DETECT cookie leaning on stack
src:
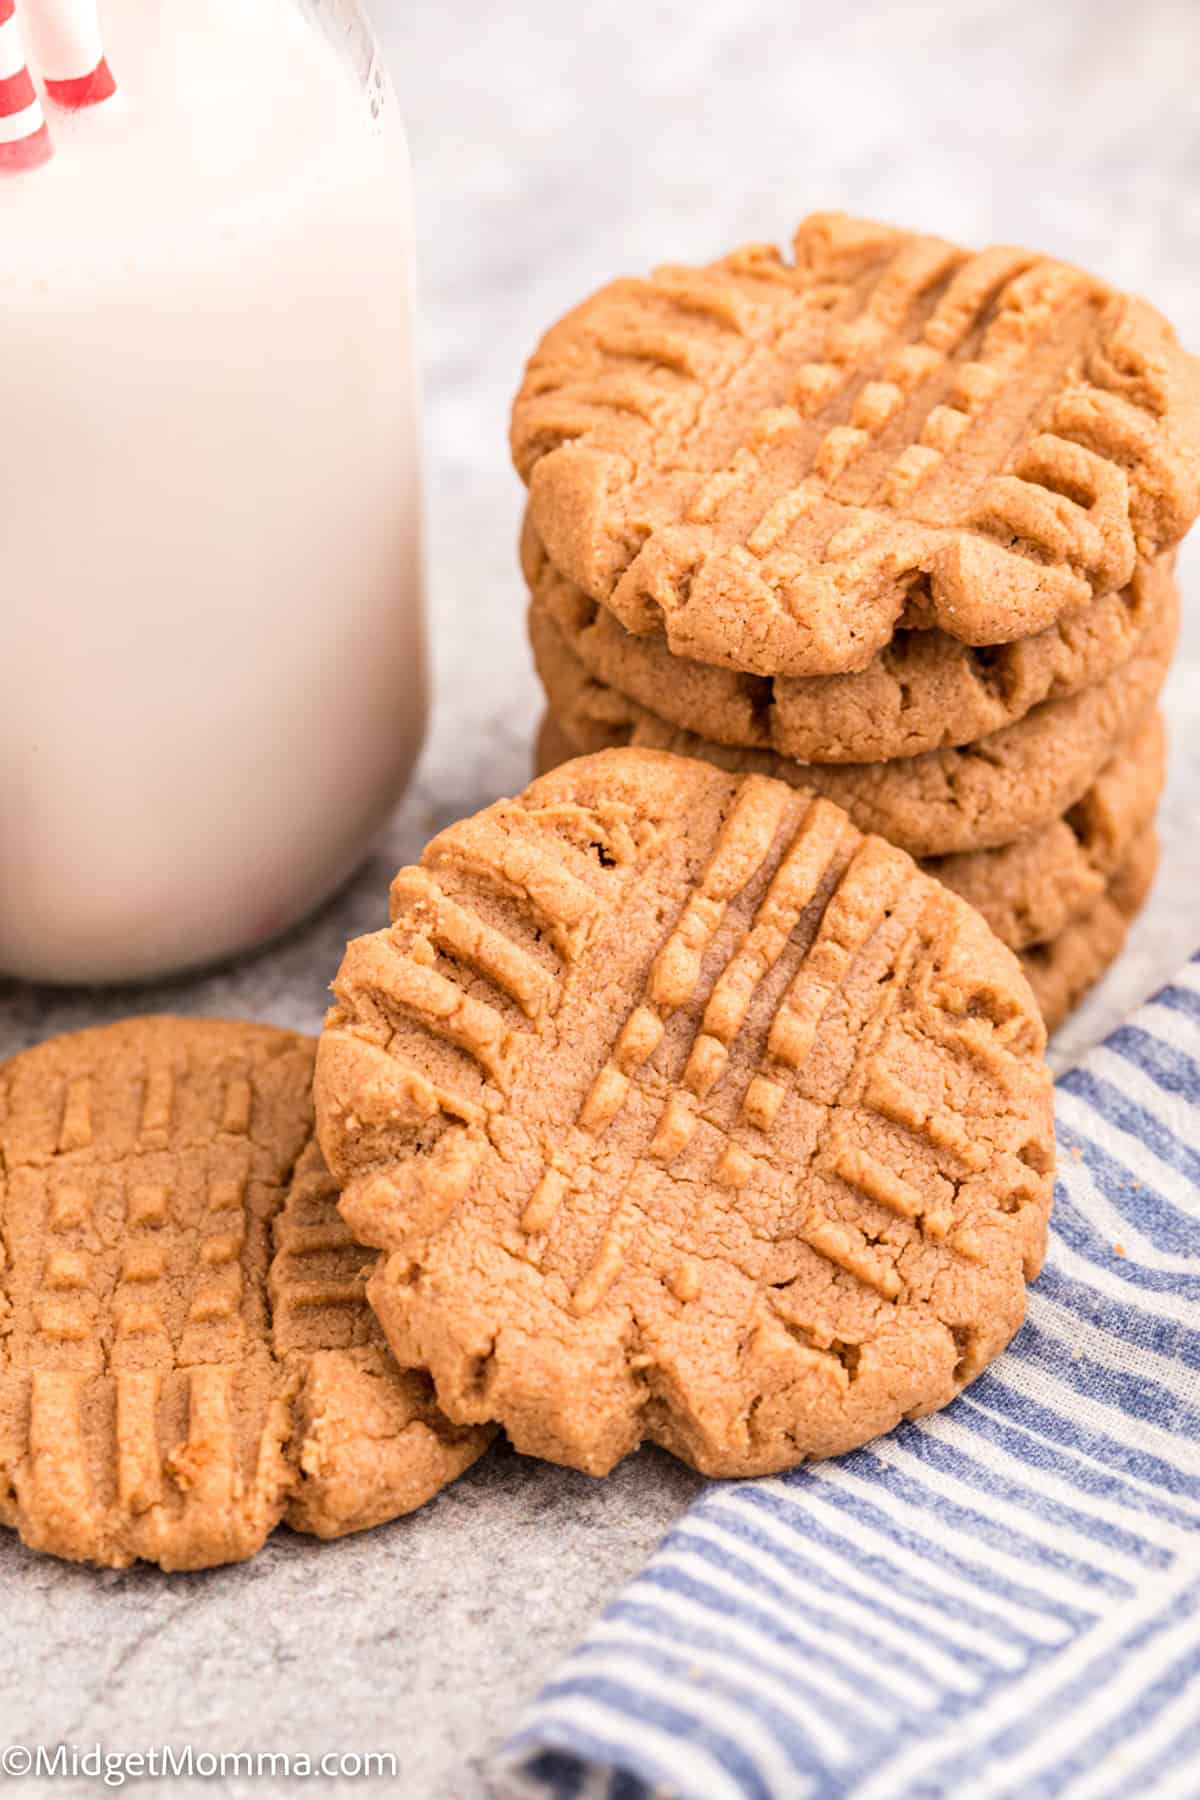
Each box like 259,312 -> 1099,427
315,748 -> 1056,1477
511,212 -> 1200,1024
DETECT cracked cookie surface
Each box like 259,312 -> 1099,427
925,710 -> 1164,953
1021,826 -> 1159,1032
0,1018 -> 491,1570
512,212 -> 1200,677
526,516 -> 1175,764
316,750 -> 1055,1478
531,580 -> 1175,857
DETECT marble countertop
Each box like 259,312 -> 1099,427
3,2 -> 1199,1793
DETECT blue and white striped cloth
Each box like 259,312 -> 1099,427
505,954 -> 1200,1800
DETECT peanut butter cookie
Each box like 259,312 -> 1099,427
0,1019 -> 491,1570
525,516 -> 1174,764
512,213 -> 1200,676
317,750 -> 1055,1479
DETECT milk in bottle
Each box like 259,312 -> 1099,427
0,0 -> 426,982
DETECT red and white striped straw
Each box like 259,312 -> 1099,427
23,0 -> 114,109
0,0 -> 52,172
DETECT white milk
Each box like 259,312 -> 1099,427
0,0 -> 426,983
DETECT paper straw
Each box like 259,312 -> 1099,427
23,0 -> 114,108
0,0 -> 52,172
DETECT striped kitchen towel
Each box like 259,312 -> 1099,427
503,954 -> 1200,1800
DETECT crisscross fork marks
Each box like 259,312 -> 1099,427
514,212 -> 1200,678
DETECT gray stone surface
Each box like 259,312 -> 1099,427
2,1 -> 1198,1793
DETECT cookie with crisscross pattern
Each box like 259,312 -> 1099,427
0,1018 -> 491,1569
317,750 -> 1054,1478
512,213 -> 1200,677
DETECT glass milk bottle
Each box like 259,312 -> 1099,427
0,0 -> 427,983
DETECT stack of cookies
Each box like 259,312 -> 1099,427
4,215 -> 1198,1577
511,212 -> 1200,1028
